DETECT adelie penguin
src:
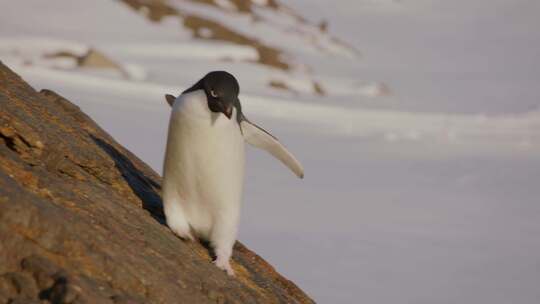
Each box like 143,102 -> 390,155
162,71 -> 304,276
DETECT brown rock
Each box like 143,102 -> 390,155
0,61 -> 314,304
120,0 -> 291,71
313,81 -> 325,96
269,80 -> 294,93
77,49 -> 122,70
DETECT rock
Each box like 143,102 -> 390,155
0,61 -> 314,304
120,0 -> 292,70
77,49 -> 121,70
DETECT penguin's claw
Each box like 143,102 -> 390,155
171,228 -> 195,241
183,233 -> 195,241
214,258 -> 235,276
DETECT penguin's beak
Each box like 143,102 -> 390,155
223,103 -> 233,119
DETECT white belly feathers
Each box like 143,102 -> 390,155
162,90 -> 245,239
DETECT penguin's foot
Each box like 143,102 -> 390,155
179,231 -> 195,241
214,257 -> 235,276
166,215 -> 195,241
170,226 -> 195,241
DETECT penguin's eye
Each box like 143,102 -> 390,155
210,90 -> 218,98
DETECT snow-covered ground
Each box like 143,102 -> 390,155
2,0 -> 540,303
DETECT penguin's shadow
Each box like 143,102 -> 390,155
91,135 -> 166,225
92,136 -> 217,259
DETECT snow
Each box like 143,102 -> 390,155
214,0 -> 236,11
2,0 -> 540,303
0,37 -> 86,69
103,41 -> 258,61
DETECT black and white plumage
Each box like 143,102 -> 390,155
162,71 -> 303,276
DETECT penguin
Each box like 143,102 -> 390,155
162,71 -> 303,276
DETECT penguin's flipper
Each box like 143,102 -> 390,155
165,94 -> 176,107
240,120 -> 304,179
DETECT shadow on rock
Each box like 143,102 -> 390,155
91,135 -> 166,225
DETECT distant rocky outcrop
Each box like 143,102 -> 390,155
121,0 -> 293,70
0,61 -> 314,304
119,0 -> 360,96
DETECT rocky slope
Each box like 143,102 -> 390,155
0,61 -> 314,304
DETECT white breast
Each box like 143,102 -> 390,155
162,90 -> 245,239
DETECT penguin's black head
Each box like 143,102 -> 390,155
183,71 -> 240,120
